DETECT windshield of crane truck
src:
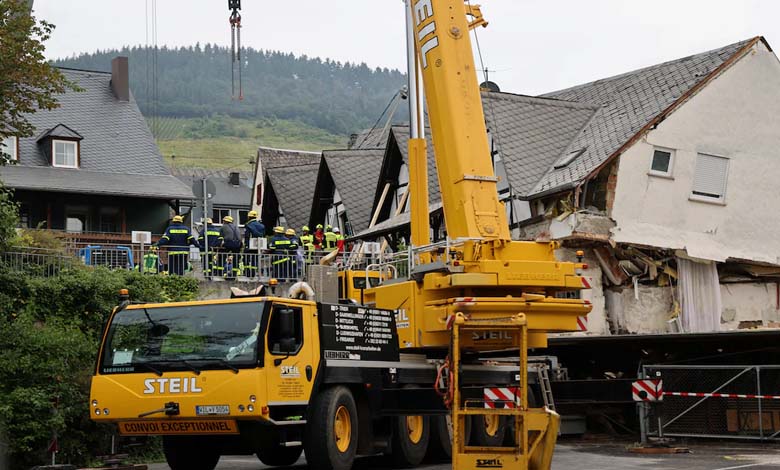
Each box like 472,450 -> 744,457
100,301 -> 265,374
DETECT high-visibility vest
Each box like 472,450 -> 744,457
300,234 -> 315,261
324,231 -> 338,250
143,254 -> 159,273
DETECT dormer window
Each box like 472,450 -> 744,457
36,124 -> 83,169
53,140 -> 79,168
1,136 -> 17,162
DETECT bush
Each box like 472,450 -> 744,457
0,266 -> 199,469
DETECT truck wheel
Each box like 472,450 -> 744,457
304,386 -> 358,470
162,436 -> 220,470
390,415 -> 430,467
471,414 -> 507,447
257,445 -> 303,466
426,414 -> 471,461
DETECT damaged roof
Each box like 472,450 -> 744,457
266,163 -> 320,231
530,37 -> 762,197
321,149 -> 385,233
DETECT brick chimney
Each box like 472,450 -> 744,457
111,56 -> 130,102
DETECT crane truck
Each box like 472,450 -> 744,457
89,1 -> 592,470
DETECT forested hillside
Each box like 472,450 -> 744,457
53,45 -> 406,135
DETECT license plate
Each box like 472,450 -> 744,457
118,419 -> 238,435
196,405 -> 230,416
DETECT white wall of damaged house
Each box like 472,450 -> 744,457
610,41 -> 780,266
555,248 -> 609,334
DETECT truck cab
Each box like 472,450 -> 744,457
337,270 -> 381,303
91,297 -> 320,468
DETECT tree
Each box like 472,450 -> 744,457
0,0 -> 77,163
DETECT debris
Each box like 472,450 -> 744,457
594,246 -> 629,285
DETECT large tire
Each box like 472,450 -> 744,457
426,414 -> 471,461
257,445 -> 303,467
389,415 -> 430,468
471,414 -> 507,447
162,436 -> 220,470
304,386 -> 358,470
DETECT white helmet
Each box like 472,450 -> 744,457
333,227 -> 340,233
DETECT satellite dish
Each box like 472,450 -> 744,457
480,81 -> 501,92
192,180 -> 217,199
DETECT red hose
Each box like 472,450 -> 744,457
434,357 -> 454,409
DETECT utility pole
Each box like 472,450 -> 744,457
202,177 -> 209,274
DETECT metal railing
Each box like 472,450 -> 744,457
641,365 -> 780,441
1,241 -> 415,284
0,248 -> 74,277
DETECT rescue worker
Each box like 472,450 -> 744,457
219,215 -> 242,279
313,224 -> 325,250
137,245 -> 160,274
156,215 -> 196,276
300,226 -> 315,264
285,228 -> 301,278
324,224 -> 338,252
243,210 -> 265,278
198,218 -> 222,278
269,226 -> 291,279
334,227 -> 345,254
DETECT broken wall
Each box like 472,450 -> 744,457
605,285 -> 676,334
721,282 -> 780,329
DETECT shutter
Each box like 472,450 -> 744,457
692,154 -> 729,199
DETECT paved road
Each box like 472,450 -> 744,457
146,440 -> 780,470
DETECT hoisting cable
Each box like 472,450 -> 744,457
228,0 -> 243,100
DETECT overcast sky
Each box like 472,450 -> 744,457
35,0 -> 779,95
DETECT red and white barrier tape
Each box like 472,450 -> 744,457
663,391 -> 780,400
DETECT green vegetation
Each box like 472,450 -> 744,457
0,199 -> 199,469
152,115 -> 346,170
53,45 -> 405,136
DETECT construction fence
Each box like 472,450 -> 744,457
641,365 -> 780,441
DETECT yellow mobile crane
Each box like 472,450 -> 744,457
89,2 -> 591,470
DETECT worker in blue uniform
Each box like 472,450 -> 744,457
243,210 -> 265,278
157,215 -> 196,275
269,226 -> 291,280
198,218 -> 222,278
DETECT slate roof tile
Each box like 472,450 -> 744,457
322,149 -> 385,233
267,163 -> 320,231
530,38 -> 758,196
5,67 -> 192,199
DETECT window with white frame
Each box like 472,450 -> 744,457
1,136 -> 17,161
649,148 -> 674,177
212,208 -> 231,223
691,153 -> 729,202
53,140 -> 78,168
